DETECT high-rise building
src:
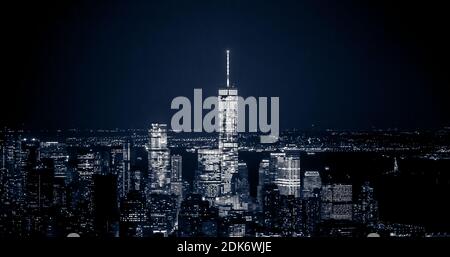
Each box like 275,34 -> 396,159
262,184 -> 281,235
303,195 -> 321,236
274,151 -> 301,198
39,141 -> 69,180
26,158 -> 54,210
218,50 -> 238,195
120,190 -> 147,237
171,154 -> 182,182
232,162 -> 249,202
278,195 -> 303,236
112,141 -> 131,200
269,153 -> 284,183
122,141 -> 131,196
302,171 -> 322,198
321,184 -> 353,221
24,157 -> 55,236
147,124 -> 171,195
195,149 -> 221,202
178,194 -> 219,237
76,152 -> 98,213
170,154 -> 183,199
147,193 -> 178,236
354,182 -> 378,226
257,159 -> 270,210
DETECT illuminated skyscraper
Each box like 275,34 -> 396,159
257,159 -> 270,210
120,190 -> 147,237
147,126 -> 177,237
269,153 -> 284,183
321,184 -> 352,221
302,171 -> 322,198
195,149 -> 221,202
170,154 -> 183,199
274,151 -> 301,198
354,182 -> 378,226
218,50 -> 238,195
147,124 -> 171,195
76,152 -> 98,213
113,141 -> 131,200
39,141 -> 69,180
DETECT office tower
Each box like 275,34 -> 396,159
24,158 -> 55,236
302,171 -> 322,198
178,194 -> 219,237
77,153 -> 95,179
53,176 -> 67,207
20,138 -> 41,203
147,193 -> 178,236
1,135 -> 26,205
96,150 -> 111,176
274,151 -> 301,198
111,147 -> 125,197
303,195 -> 321,236
113,141 -> 131,200
257,159 -> 270,210
122,141 -> 131,195
147,124 -> 171,194
26,158 -> 54,210
20,138 -> 40,169
171,154 -> 182,181
214,162 -> 251,214
262,184 -> 281,234
39,141 -> 69,180
354,182 -> 378,226
321,184 -> 353,221
278,195 -> 303,236
268,153 -> 283,183
232,162 -> 249,202
120,190 -> 147,237
218,50 -> 238,195
170,155 -> 183,199
76,152 -> 98,213
77,153 -> 95,180
0,133 -> 27,237
195,149 -> 221,202
20,138 -> 41,208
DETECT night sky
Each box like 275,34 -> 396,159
3,0 -> 450,130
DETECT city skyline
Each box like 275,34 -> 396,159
1,0 -> 450,242
1,55 -> 450,236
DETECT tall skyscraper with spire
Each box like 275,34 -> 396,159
218,50 -> 239,195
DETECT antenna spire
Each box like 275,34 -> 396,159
226,50 -> 230,88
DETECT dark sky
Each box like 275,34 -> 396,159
3,0 -> 450,130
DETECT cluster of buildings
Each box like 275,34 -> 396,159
0,51 -> 432,238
